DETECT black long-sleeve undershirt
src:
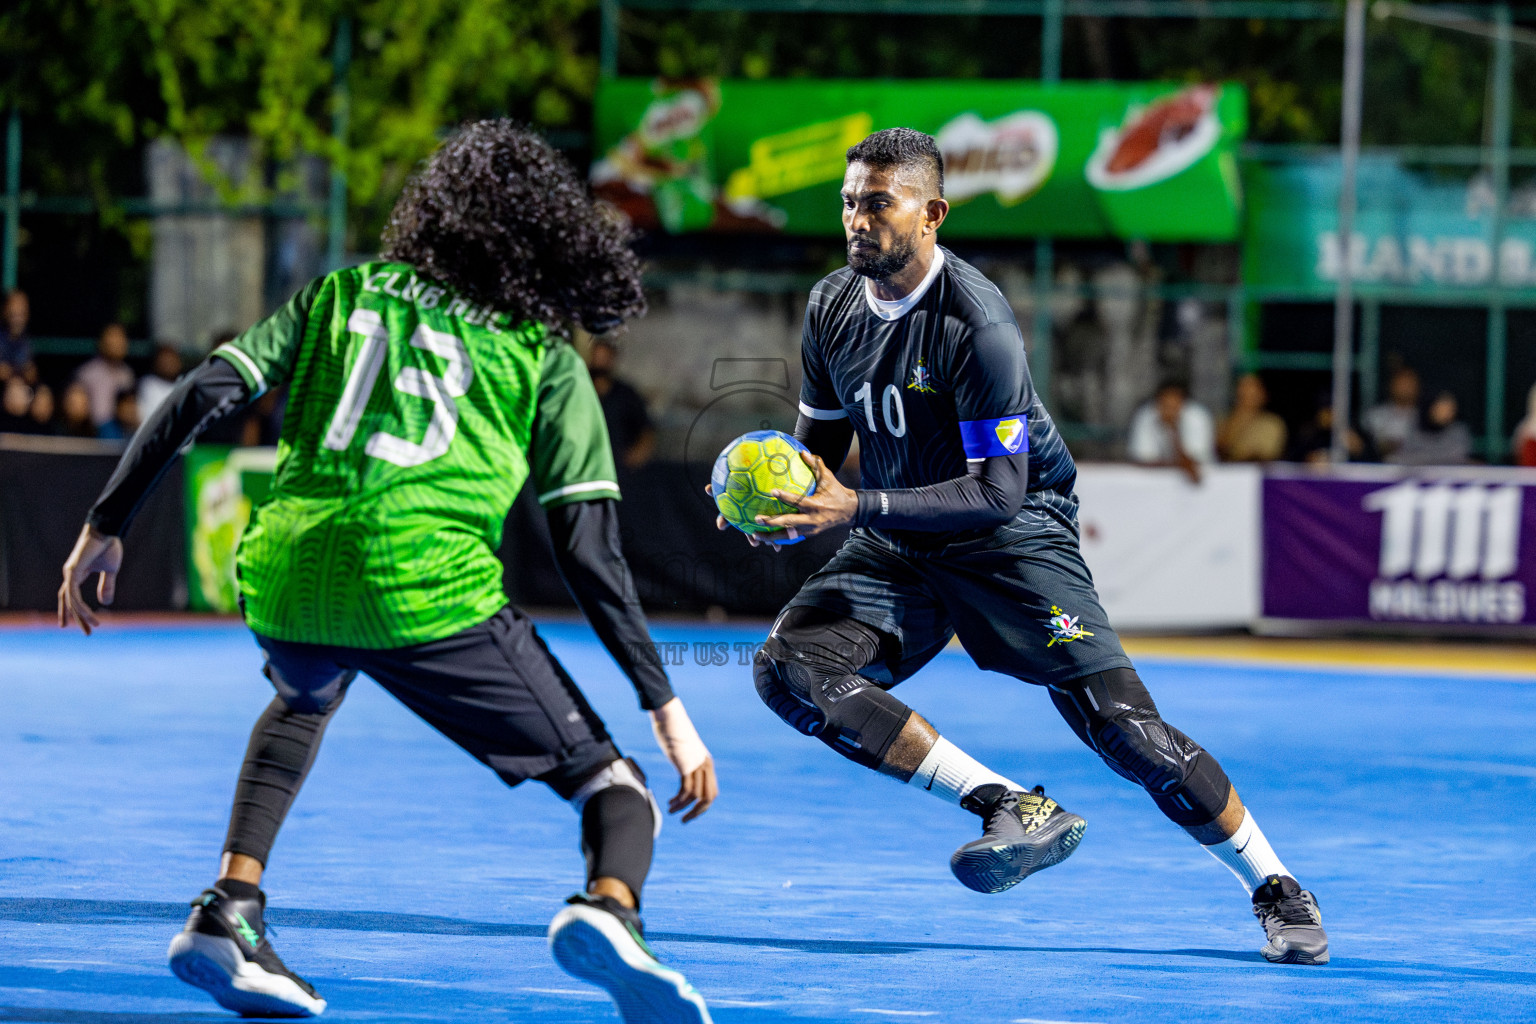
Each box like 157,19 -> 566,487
546,499 -> 675,711
84,355 -> 674,711
791,411 -> 1030,533
87,357 -> 252,537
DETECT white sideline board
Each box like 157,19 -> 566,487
1073,463 -> 1261,630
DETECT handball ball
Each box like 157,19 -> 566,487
711,430 -> 817,543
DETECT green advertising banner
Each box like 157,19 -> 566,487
593,78 -> 1247,241
183,445 -> 276,613
1244,156 -> 1536,297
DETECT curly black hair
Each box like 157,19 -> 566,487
846,127 -> 945,199
382,120 -> 646,334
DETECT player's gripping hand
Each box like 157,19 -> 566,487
703,483 -> 797,551
648,697 -> 718,823
757,451 -> 857,539
58,523 -> 123,636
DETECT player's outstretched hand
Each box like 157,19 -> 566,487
58,523 -> 123,636
757,451 -> 857,539
648,697 -> 718,822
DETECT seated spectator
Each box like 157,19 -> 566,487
75,323 -> 136,427
1512,384 -> 1536,467
98,390 -> 142,441
1127,378 -> 1215,483
1287,393 -> 1366,464
1363,366 -> 1420,459
1392,391 -> 1472,466
0,289 -> 36,384
1217,373 -> 1287,462
58,382 -> 97,438
586,337 -> 655,470
138,344 -> 184,419
26,384 -> 56,434
0,376 -> 32,432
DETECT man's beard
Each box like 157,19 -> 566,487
847,230 -> 919,280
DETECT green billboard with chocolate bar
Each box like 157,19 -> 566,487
592,78 -> 1246,241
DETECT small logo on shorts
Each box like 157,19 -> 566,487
1044,605 -> 1094,647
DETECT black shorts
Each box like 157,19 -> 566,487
253,604 -> 620,799
785,527 -> 1133,689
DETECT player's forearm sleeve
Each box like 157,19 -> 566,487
793,413 -> 855,474
851,452 -> 1029,532
86,357 -> 252,537
547,498 -> 676,711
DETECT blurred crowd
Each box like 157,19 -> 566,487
1125,365 -> 1529,484
4,281 -> 1534,482
0,289 -> 282,444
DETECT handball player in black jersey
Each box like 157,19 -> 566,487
715,128 -> 1328,965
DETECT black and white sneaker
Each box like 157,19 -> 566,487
167,885 -> 327,1017
950,784 -> 1087,894
1252,874 -> 1330,965
549,893 -> 712,1024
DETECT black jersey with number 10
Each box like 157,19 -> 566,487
799,247 -> 1080,554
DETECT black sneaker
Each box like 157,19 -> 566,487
549,892 -> 712,1023
949,784 -> 1087,894
167,885 -> 327,1017
1251,874 -> 1330,965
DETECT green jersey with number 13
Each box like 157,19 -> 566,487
211,261 -> 621,648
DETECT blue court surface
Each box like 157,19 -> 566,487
3,620 -> 1534,1023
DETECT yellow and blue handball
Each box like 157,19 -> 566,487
711,430 -> 817,544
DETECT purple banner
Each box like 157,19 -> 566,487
1263,469 -> 1536,627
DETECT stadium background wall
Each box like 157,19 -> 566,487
0,439 -> 185,612
0,442 -> 845,618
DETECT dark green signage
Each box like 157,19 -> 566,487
1243,157 -> 1536,295
592,78 -> 1247,241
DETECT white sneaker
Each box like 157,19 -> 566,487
548,893 -> 712,1024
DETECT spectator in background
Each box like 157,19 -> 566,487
0,289 -> 36,384
1363,366 -> 1420,460
97,390 -> 142,441
1217,373 -> 1287,462
1392,391 -> 1473,466
59,382 -> 97,438
138,344 -> 183,419
1127,378 -> 1214,483
26,384 -> 56,434
1287,392 -> 1366,464
586,337 -> 655,469
1511,383 -> 1536,467
0,376 -> 32,432
74,323 -> 136,427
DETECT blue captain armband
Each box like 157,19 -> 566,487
958,413 -> 1030,459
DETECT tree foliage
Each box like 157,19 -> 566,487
1,0 -> 598,240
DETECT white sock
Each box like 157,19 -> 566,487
1204,809 -> 1291,894
908,736 -> 1024,806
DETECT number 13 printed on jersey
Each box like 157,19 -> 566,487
323,308 -> 476,467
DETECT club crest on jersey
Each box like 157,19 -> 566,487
906,359 -> 938,394
1045,605 -> 1094,647
994,418 -> 1025,454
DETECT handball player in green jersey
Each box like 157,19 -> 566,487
59,121 -> 718,1022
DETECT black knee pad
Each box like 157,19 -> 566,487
260,648 -> 357,716
1052,668 -> 1231,828
754,649 -> 826,736
757,631 -> 911,770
